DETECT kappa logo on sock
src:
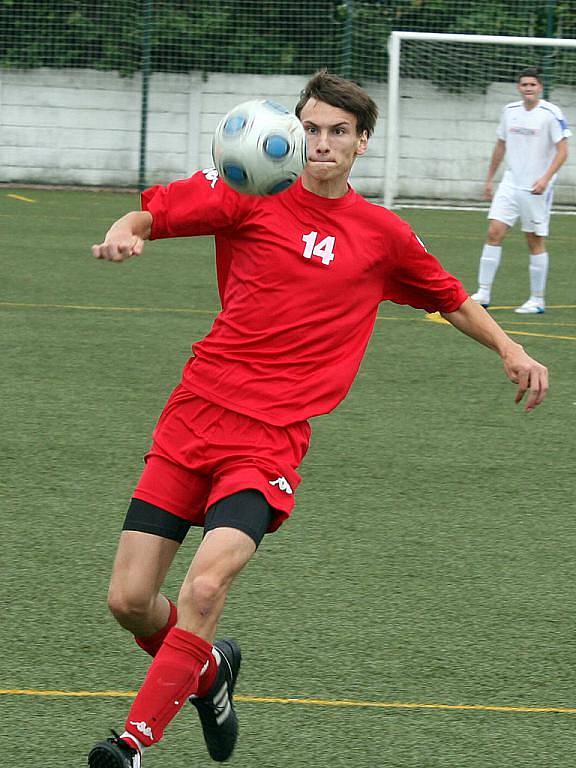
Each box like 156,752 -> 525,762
269,476 -> 293,494
129,720 -> 154,740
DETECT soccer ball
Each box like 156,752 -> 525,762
212,99 -> 307,196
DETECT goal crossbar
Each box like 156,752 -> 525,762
390,31 -> 576,49
384,31 -> 576,208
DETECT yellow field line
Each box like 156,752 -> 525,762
6,193 -> 36,203
0,301 -> 456,326
427,316 -> 576,328
503,321 -> 576,328
0,301 -> 213,316
0,300 -> 409,319
2,301 -> 575,341
1,688 -> 575,715
0,688 -> 134,699
239,695 -> 576,715
423,310 -> 576,340
3,300 -> 575,317
503,329 -> 576,342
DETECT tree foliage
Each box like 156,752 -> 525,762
0,0 -> 574,86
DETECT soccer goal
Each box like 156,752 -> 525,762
384,31 -> 576,209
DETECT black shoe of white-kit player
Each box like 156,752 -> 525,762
189,638 -> 242,762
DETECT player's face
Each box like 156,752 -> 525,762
517,77 -> 542,107
299,98 -> 368,195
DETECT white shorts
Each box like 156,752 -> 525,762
488,180 -> 554,237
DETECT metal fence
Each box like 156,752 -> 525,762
2,1 -> 571,81
1,0 -> 574,191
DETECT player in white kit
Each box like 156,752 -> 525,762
471,67 -> 571,314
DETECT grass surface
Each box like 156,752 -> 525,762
1,188 -> 575,767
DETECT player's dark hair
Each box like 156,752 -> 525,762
517,67 -> 542,84
295,69 -> 378,137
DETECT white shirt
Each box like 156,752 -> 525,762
497,99 -> 571,190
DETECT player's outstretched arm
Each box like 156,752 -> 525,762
92,211 -> 153,262
442,297 -> 548,412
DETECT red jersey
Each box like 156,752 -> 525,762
142,170 -> 468,426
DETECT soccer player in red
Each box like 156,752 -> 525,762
88,71 -> 548,768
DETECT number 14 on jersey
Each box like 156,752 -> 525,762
301,231 -> 336,266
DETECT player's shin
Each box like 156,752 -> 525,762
529,251 -> 548,300
478,244 -> 502,296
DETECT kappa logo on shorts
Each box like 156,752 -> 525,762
269,476 -> 293,494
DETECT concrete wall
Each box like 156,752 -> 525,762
0,68 -> 385,195
0,68 -> 574,204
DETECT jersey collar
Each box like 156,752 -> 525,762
285,177 -> 358,210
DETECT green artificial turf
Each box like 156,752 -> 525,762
1,188 -> 575,767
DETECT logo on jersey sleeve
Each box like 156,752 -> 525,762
202,167 -> 220,189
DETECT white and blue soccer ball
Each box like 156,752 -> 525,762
212,99 -> 307,196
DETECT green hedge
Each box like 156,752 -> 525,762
0,0 -> 574,84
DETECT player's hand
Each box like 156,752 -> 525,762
91,212 -> 152,262
531,177 -> 548,195
483,181 -> 494,200
502,345 -> 549,412
92,234 -> 145,262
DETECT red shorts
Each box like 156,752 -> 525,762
133,385 -> 311,532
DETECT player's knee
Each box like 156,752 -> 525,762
525,233 -> 545,252
107,585 -> 156,627
486,219 -> 508,245
486,229 -> 504,246
178,572 -> 229,618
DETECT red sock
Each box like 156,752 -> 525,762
125,627 -> 213,747
196,645 -> 219,698
134,599 -> 177,657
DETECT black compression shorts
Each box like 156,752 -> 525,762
123,489 -> 273,547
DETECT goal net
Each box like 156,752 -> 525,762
385,31 -> 576,209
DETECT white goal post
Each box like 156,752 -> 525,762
384,31 -> 576,209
